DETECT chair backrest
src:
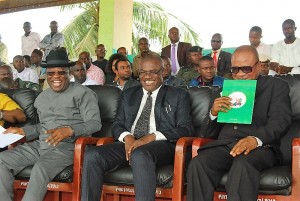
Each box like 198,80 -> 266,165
276,75 -> 300,164
1,88 -> 39,127
188,86 -> 221,137
87,85 -> 122,137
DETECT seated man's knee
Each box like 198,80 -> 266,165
232,155 -> 252,169
130,147 -> 153,165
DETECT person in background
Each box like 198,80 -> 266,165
79,51 -> 105,85
0,65 -> 42,92
108,57 -> 140,90
21,22 -> 41,56
105,53 -> 128,84
39,21 -> 64,61
70,61 -> 98,85
30,49 -> 46,79
117,47 -> 128,57
258,54 -> 277,76
189,56 -> 225,88
206,33 -> 232,76
12,55 -> 39,84
177,46 -> 202,85
161,27 -> 192,75
0,34 -> 8,64
23,55 -> 31,68
132,37 -> 155,78
92,44 -> 108,72
270,19 -> 300,74
249,26 -> 271,58
161,55 -> 185,87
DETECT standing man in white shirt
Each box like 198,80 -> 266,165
12,55 -> 39,84
249,26 -> 272,58
161,27 -> 192,75
21,22 -> 41,56
270,19 -> 300,74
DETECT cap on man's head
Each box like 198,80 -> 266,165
32,49 -> 43,57
188,46 -> 203,53
259,54 -> 271,63
41,48 -> 75,68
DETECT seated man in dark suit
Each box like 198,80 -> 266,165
189,56 -> 225,88
81,53 -> 194,201
187,45 -> 292,201
206,33 -> 232,76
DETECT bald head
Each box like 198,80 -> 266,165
231,45 -> 260,80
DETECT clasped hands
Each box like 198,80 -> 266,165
4,126 -> 73,146
124,134 -> 156,162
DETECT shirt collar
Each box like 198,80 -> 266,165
142,85 -> 162,98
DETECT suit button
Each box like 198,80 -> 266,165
233,125 -> 238,130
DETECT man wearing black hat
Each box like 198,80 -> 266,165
177,46 -> 203,85
0,48 -> 102,201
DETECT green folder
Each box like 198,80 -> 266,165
217,80 -> 257,124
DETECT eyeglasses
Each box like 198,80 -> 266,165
46,71 -> 68,77
231,60 -> 259,74
211,40 -> 222,43
0,73 -> 12,76
139,68 -> 162,76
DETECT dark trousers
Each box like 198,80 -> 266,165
187,145 -> 278,201
81,141 -> 175,201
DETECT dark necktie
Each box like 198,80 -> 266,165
134,92 -> 152,139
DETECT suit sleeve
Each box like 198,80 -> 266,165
158,89 -> 194,142
248,80 -> 292,145
112,92 -> 128,140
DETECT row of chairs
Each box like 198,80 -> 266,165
4,75 -> 300,201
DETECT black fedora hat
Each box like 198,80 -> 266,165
41,48 -> 75,68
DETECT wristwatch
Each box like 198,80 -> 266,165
0,110 -> 3,120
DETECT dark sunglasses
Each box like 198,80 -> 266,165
211,40 -> 222,43
231,60 -> 259,74
46,71 -> 68,77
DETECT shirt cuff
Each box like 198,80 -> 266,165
251,136 -> 263,147
118,131 -> 132,143
153,131 -> 167,141
209,110 -> 217,120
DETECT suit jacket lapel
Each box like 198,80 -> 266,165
154,85 -> 167,129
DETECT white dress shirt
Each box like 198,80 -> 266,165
271,38 -> 300,68
16,67 -> 39,83
118,86 -> 167,142
21,32 -> 41,56
256,42 -> 272,58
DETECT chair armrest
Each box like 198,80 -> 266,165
192,138 -> 215,158
73,137 -> 100,200
172,137 -> 195,201
96,137 -> 115,146
292,138 -> 300,198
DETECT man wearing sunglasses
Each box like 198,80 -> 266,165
206,33 -> 232,77
187,45 -> 292,201
0,48 -> 101,201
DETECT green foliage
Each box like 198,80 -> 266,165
61,1 -> 200,58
